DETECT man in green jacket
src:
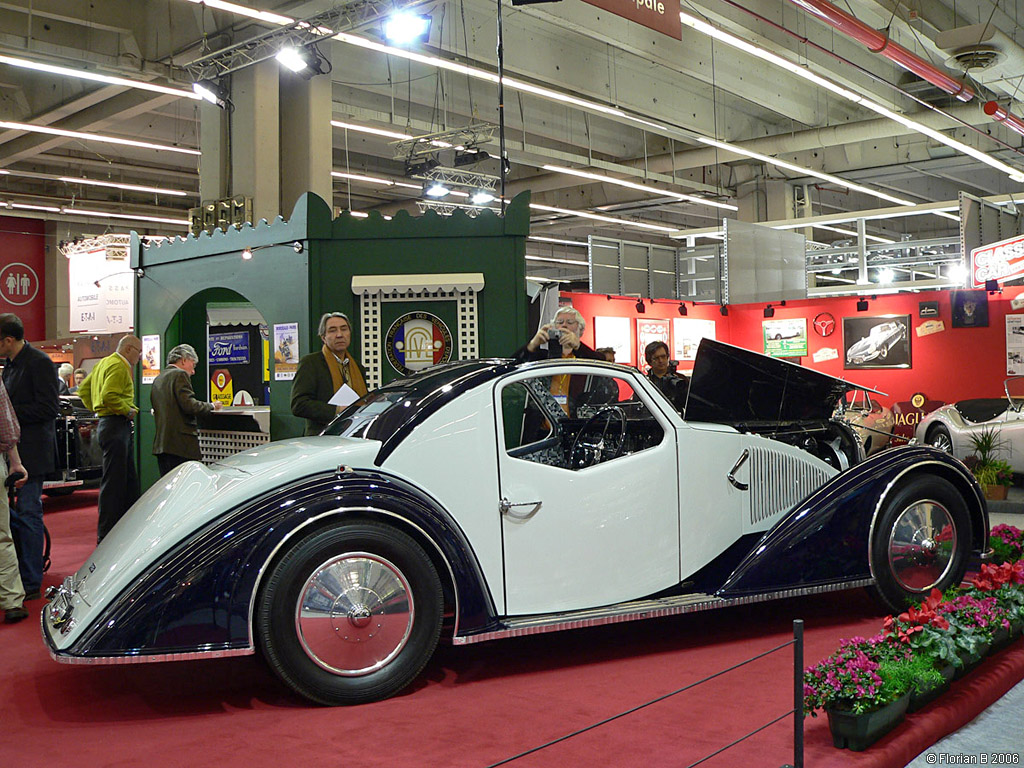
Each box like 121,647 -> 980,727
78,335 -> 142,542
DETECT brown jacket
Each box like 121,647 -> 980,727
151,366 -> 214,461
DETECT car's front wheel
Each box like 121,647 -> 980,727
927,424 -> 953,453
256,521 -> 443,705
868,475 -> 971,613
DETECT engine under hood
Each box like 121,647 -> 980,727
685,338 -> 881,429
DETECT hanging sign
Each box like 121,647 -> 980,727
209,331 -> 250,365
581,0 -> 681,39
971,233 -> 1024,288
210,368 -> 234,407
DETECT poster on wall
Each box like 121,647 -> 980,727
762,318 -> 807,358
273,322 -> 299,381
672,318 -> 715,363
593,316 -> 632,363
209,330 -> 251,365
1006,314 -> 1024,375
842,315 -> 911,370
636,318 -> 670,373
141,335 -> 160,384
951,290 -> 988,328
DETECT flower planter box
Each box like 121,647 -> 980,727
827,694 -> 910,751
954,641 -> 992,678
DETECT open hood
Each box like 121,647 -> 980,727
685,338 -> 882,427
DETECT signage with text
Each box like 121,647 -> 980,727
971,232 -> 1024,288
581,0 -> 681,39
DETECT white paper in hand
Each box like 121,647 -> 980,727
328,383 -> 361,408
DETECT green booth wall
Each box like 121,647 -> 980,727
132,191 -> 530,490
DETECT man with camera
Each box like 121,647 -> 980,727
644,341 -> 689,414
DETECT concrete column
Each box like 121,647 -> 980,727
231,61 -> 281,224
280,71 -> 332,217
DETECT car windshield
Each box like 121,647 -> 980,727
322,360 -> 504,443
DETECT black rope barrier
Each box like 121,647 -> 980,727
485,619 -> 806,768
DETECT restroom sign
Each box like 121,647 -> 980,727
0,262 -> 39,306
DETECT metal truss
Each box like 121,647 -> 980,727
394,123 -> 496,161
411,166 -> 499,190
416,200 -> 498,217
184,0 -> 430,81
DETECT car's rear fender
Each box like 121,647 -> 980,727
57,470 -> 496,660
715,447 -> 986,597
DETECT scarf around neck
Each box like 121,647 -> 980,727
322,344 -> 367,397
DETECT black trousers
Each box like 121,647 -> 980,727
156,453 -> 189,478
97,415 -> 139,543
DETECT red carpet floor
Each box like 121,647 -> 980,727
2,491 -> 1022,768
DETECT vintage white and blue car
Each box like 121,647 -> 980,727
44,340 -> 988,705
916,376 -> 1024,470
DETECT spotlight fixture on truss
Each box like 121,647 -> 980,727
394,123 -> 496,162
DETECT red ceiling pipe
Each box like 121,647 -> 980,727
787,0 -> 975,102
984,101 -> 1024,138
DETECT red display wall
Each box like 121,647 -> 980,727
0,215 -> 47,340
565,286 -> 1021,410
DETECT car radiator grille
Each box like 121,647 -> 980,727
747,445 -> 834,525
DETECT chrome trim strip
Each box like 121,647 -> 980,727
247,505 -> 463,649
452,579 -> 874,645
49,646 -> 253,666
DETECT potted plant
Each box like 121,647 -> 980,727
989,524 -> 1024,565
967,560 -> 1024,642
967,428 -> 1013,500
804,636 -> 915,750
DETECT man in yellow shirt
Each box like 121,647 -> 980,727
78,335 -> 142,542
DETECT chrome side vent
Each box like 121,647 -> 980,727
747,445 -> 835,525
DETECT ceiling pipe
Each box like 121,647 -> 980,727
786,0 -> 975,102
983,101 -> 1024,138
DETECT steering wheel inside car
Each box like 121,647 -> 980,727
569,407 -> 627,468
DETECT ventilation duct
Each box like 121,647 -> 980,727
936,23 -> 1024,92
787,0 -> 974,102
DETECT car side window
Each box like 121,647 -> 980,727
501,373 -> 664,470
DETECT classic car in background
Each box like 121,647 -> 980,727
846,321 -> 907,365
46,396 -> 102,496
44,341 -> 988,705
916,376 -> 1024,471
835,389 -> 894,457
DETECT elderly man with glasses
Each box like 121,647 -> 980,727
77,335 -> 142,542
151,344 -> 222,477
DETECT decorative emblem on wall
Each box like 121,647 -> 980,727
812,312 -> 836,337
385,311 -> 453,375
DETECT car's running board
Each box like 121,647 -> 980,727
452,578 -> 873,645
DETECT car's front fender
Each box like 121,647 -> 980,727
47,471 -> 496,661
716,447 -> 986,597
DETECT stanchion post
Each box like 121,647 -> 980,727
793,619 -> 804,768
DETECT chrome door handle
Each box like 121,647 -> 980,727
728,449 -> 749,491
500,497 -> 542,515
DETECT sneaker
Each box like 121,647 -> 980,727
4,606 -> 28,623
23,590 -> 41,601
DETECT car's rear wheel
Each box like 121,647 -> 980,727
868,475 -> 971,613
927,425 -> 953,453
256,521 -> 443,705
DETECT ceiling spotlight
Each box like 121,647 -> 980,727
192,79 -> 230,109
720,305 -> 729,316
678,303 -> 687,316
275,45 -> 325,78
425,182 -> 451,198
470,189 -> 495,205
384,12 -> 432,45
856,298 -> 869,312
763,305 -> 774,318
635,299 -> 646,313
241,248 -> 253,260
878,268 -> 895,285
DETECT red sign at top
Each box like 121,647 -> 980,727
971,233 -> 1024,288
581,0 -> 682,40
0,215 -> 46,339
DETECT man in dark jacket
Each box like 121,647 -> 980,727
151,344 -> 221,477
290,312 -> 367,435
0,313 -> 59,600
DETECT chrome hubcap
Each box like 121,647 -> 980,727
295,553 -> 414,676
931,432 -> 952,452
888,500 -> 956,592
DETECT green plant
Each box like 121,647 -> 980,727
968,427 -> 1008,466
879,654 -> 943,697
974,459 -> 1014,487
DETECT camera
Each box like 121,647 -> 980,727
668,360 -> 679,374
547,327 -> 562,342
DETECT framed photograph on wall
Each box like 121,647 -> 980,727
636,318 -> 670,374
594,316 -> 632,363
951,289 -> 989,328
843,314 -> 911,370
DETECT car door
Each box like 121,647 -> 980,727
495,367 -> 679,616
